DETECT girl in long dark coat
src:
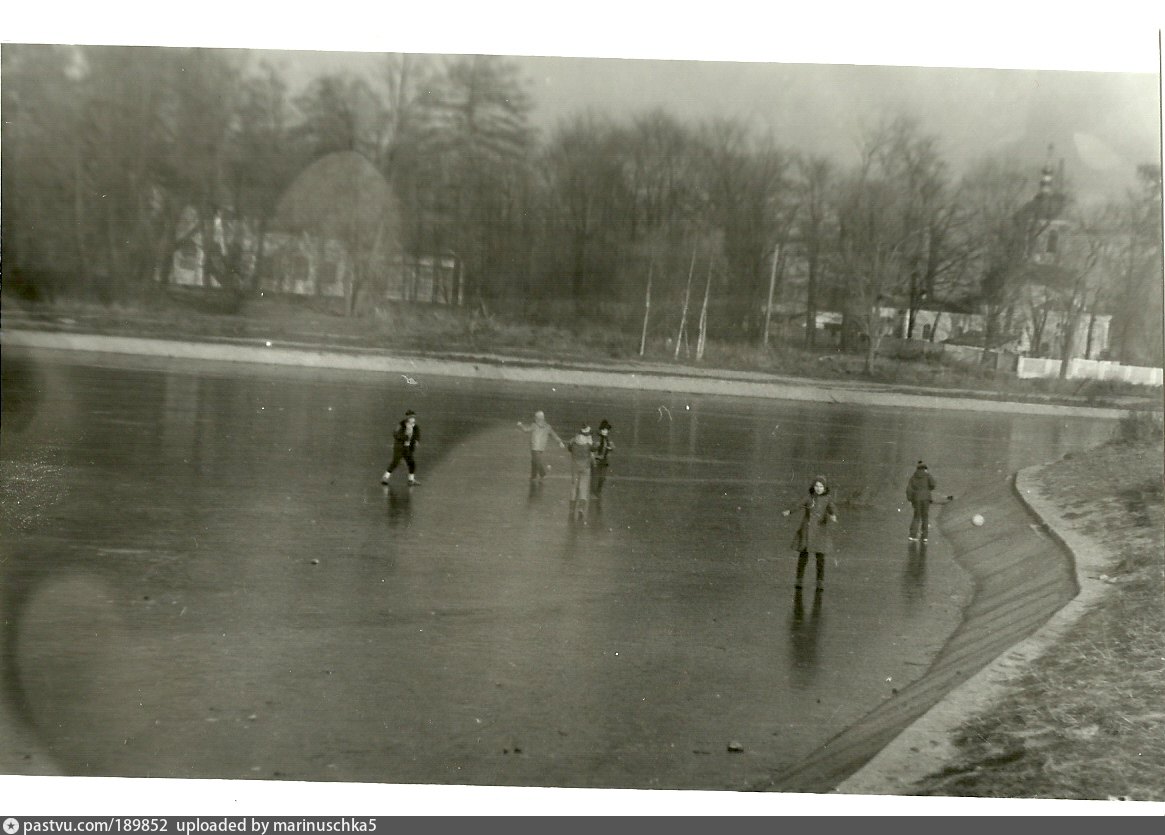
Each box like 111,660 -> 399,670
783,475 -> 839,591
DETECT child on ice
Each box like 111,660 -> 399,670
517,411 -> 565,482
783,475 -> 839,591
566,424 -> 595,521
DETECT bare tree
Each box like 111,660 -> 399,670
624,110 -> 701,241
1,45 -> 88,299
960,156 -> 1052,348
1106,164 -> 1164,365
859,116 -> 973,341
639,260 -> 654,356
834,174 -> 911,372
542,112 -> 628,312
696,120 -> 796,338
1053,228 -> 1105,378
695,249 -> 718,361
674,246 -> 697,359
831,121 -> 930,373
412,54 -> 535,306
293,71 -> 383,160
160,49 -> 255,300
795,154 -> 835,349
376,53 -> 436,179
227,62 -> 302,292
78,46 -> 183,298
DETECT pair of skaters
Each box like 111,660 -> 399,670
782,462 -> 943,591
517,411 -> 614,521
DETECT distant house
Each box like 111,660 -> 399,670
262,236 -> 460,304
812,306 -> 989,347
166,207 -> 228,289
885,308 -> 986,344
163,151 -> 462,308
162,211 -> 461,306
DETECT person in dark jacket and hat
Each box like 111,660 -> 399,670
590,419 -> 615,498
782,475 -> 839,591
382,410 -> 421,486
906,461 -> 937,542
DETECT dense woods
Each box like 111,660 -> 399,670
3,45 -> 1161,367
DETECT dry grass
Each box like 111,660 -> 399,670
911,441 -> 1165,801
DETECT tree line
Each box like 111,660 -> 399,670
3,44 -> 1161,368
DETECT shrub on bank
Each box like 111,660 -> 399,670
1114,410 -> 1165,445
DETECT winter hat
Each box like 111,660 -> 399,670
580,424 -> 592,434
599,419 -> 612,432
810,475 -> 829,493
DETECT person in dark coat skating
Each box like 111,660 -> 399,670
590,419 -> 615,497
783,475 -> 839,591
905,461 -> 937,542
382,410 -> 421,486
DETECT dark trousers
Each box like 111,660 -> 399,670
910,499 -> 930,539
388,448 -> 416,475
796,550 -> 825,589
591,461 -> 609,495
530,450 -> 548,479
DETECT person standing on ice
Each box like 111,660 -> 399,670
590,419 -> 615,498
782,475 -> 838,591
905,461 -> 937,542
517,410 -> 565,482
382,410 -> 421,486
566,424 -> 596,521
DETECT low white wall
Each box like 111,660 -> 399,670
1018,356 -> 1163,385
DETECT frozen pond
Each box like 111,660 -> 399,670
0,348 -> 1115,789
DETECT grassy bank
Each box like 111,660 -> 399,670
3,292 -> 1162,410
910,423 -> 1165,801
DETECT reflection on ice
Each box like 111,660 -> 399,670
0,350 -> 1116,788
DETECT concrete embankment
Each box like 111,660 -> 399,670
833,466 -> 1124,796
0,329 -> 1129,419
760,466 -> 1111,795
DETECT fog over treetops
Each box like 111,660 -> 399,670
278,49 -> 1160,203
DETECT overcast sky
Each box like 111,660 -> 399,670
271,50 -> 1159,202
